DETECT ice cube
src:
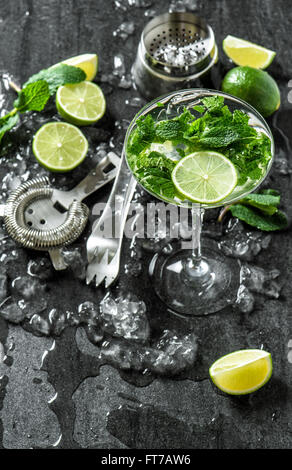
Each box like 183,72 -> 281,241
48,308 -> 66,336
29,314 -> 51,336
100,293 -> 150,342
0,297 -> 27,323
118,75 -> 132,89
128,0 -> 153,6
125,96 -> 144,108
99,339 -> 145,371
169,0 -> 187,12
240,264 -> 281,299
77,301 -> 100,326
113,54 -> 126,78
236,285 -> 255,314
11,275 -> 45,300
62,247 -> 86,280
218,219 -> 272,261
10,276 -> 48,317
124,261 -> 142,277
27,257 -> 53,280
151,330 -> 198,375
113,21 -> 135,40
84,324 -> 104,345
0,271 -> 7,301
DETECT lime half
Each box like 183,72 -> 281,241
32,122 -> 88,172
223,35 -> 276,69
56,81 -> 106,126
172,151 -> 237,204
209,349 -> 273,395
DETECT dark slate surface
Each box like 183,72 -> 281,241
0,0 -> 292,449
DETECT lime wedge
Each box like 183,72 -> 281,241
209,349 -> 273,395
223,35 -> 276,69
57,53 -> 98,81
171,151 -> 237,204
32,122 -> 88,172
56,81 -> 106,126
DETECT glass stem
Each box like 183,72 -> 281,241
191,204 -> 204,265
182,204 -> 210,284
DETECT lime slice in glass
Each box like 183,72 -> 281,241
172,151 -> 237,204
32,122 -> 88,172
209,349 -> 273,395
223,35 -> 276,69
56,81 -> 106,126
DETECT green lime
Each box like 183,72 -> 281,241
32,122 -> 88,172
171,151 -> 237,204
221,66 -> 280,117
209,349 -> 273,395
56,81 -> 106,126
223,35 -> 276,69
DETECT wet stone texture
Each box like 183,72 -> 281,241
0,0 -> 292,449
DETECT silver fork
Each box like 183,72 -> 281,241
86,152 -> 137,287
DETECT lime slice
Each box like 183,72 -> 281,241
56,81 -> 106,126
223,35 -> 276,69
53,53 -> 98,81
209,349 -> 273,395
171,151 -> 237,204
32,122 -> 88,172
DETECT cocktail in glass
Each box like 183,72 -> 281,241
124,89 -> 274,316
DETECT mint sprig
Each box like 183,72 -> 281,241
220,190 -> 288,231
23,64 -> 86,94
0,64 -> 86,144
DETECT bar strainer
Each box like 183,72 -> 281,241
132,12 -> 218,100
0,152 -> 120,270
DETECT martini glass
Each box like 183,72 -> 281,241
124,89 -> 274,316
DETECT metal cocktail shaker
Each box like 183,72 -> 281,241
132,12 -> 218,100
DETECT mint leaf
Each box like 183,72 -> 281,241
131,150 -> 176,174
193,105 -> 205,114
201,96 -> 225,113
155,120 -> 184,140
137,167 -> 176,200
14,80 -> 50,113
230,204 -> 288,231
241,193 -> 280,215
198,123 -> 257,148
23,64 -> 86,95
0,113 -> 20,143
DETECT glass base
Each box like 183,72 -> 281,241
149,240 -> 240,316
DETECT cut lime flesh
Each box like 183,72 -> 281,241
56,81 -> 106,126
209,349 -> 273,395
172,151 -> 238,204
32,122 -> 88,172
223,35 -> 276,69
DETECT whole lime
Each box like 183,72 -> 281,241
221,66 -> 280,117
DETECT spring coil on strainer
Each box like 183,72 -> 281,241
3,176 -> 89,250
